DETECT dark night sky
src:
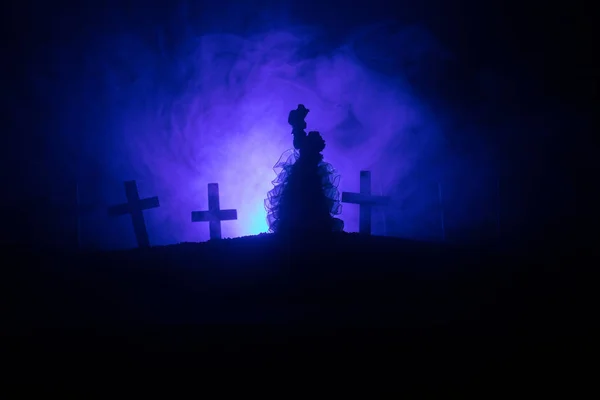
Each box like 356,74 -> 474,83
2,0 -> 596,247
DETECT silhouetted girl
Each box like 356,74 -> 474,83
265,105 -> 344,234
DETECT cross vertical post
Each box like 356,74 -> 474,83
107,180 -> 160,248
360,171 -> 372,235
191,183 -> 238,240
341,170 -> 390,235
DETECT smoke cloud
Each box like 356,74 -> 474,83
29,5 -> 462,249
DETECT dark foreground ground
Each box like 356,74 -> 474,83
3,232 -> 588,385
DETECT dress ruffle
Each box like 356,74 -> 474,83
265,149 -> 344,233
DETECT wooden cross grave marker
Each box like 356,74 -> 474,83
191,183 -> 237,240
341,170 -> 390,235
107,180 -> 160,248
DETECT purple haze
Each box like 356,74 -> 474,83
35,19 -> 452,249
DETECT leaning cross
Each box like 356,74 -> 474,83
191,183 -> 238,240
107,180 -> 160,248
341,170 -> 389,235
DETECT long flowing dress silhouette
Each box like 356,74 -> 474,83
265,105 -> 344,234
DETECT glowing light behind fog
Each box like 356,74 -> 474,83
42,26 -> 447,249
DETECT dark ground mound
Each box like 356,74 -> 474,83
4,232 -> 583,380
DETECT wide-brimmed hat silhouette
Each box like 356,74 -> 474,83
288,104 -> 310,129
